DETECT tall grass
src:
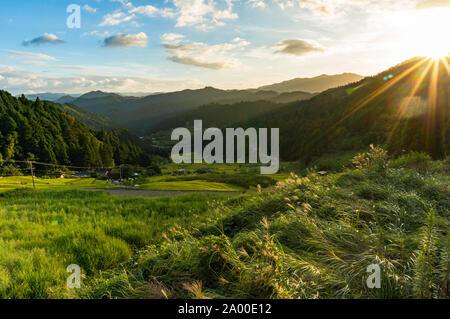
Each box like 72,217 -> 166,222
83,155 -> 449,299
0,189 -> 232,298
0,153 -> 448,299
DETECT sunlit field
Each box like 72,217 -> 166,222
0,151 -> 448,299
0,0 -> 449,305
134,176 -> 243,191
0,189 -> 233,298
0,176 -> 111,192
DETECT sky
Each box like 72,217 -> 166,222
0,0 -> 449,95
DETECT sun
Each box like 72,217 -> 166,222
384,8 -> 450,62
420,33 -> 449,60
424,46 -> 448,61
428,51 -> 449,61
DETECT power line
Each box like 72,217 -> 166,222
0,159 -> 118,170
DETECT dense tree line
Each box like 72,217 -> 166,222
237,57 -> 449,163
0,90 -> 152,168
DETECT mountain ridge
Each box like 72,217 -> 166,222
257,73 -> 364,93
238,57 -> 449,162
0,91 -> 153,168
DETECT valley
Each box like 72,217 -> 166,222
1,56 -> 448,300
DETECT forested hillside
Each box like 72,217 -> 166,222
56,102 -> 117,130
68,87 -> 313,134
258,73 -> 364,93
148,100 -> 288,134
241,57 -> 449,162
0,90 -> 151,168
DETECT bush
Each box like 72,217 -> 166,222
390,152 -> 431,172
352,144 -> 388,174
0,165 -> 23,176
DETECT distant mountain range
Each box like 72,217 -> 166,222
240,57 -> 449,162
150,57 -> 449,163
5,58 -> 448,164
257,73 -> 364,93
21,73 -> 363,135
46,87 -> 313,135
24,93 -> 83,101
24,92 -> 160,102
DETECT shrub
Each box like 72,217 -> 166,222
390,152 -> 431,172
0,165 -> 23,176
352,144 -> 388,174
413,210 -> 439,298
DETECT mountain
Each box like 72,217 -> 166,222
237,57 -> 449,162
25,93 -> 82,102
148,100 -> 288,134
70,87 -> 314,135
257,73 -> 364,93
55,102 -> 118,130
66,91 -> 142,117
148,91 -> 315,134
0,90 -> 153,168
56,95 -> 77,104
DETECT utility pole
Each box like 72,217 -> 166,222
29,161 -> 36,190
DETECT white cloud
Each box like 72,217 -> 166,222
0,65 -> 205,94
164,37 -> 250,69
82,30 -> 112,38
275,39 -> 325,56
99,11 -> 136,26
172,0 -> 238,30
130,5 -> 159,16
110,0 -> 133,9
102,32 -> 148,47
50,65 -> 88,70
19,60 -> 47,66
415,0 -> 450,9
130,5 -> 176,18
250,0 -> 416,15
22,33 -> 64,46
247,0 -> 267,8
83,4 -> 98,13
101,0 -> 238,30
3,50 -> 57,61
161,33 -> 185,44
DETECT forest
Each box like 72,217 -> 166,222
0,90 -> 153,171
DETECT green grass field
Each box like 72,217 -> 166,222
132,174 -> 280,192
0,152 -> 448,299
82,154 -> 449,299
0,189 -> 234,298
0,176 -> 113,192
135,176 -> 243,191
0,162 -> 290,194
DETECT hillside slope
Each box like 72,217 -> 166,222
149,100 -> 292,134
243,57 -> 449,162
258,73 -> 364,93
82,153 -> 449,299
0,91 -> 151,168
69,87 -> 313,134
56,102 -> 117,130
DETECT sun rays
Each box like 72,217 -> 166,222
312,54 -> 449,152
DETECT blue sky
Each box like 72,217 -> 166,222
0,0 -> 449,94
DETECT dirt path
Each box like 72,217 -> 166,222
101,188 -> 242,198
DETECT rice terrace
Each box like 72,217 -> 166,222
0,0 -> 448,308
